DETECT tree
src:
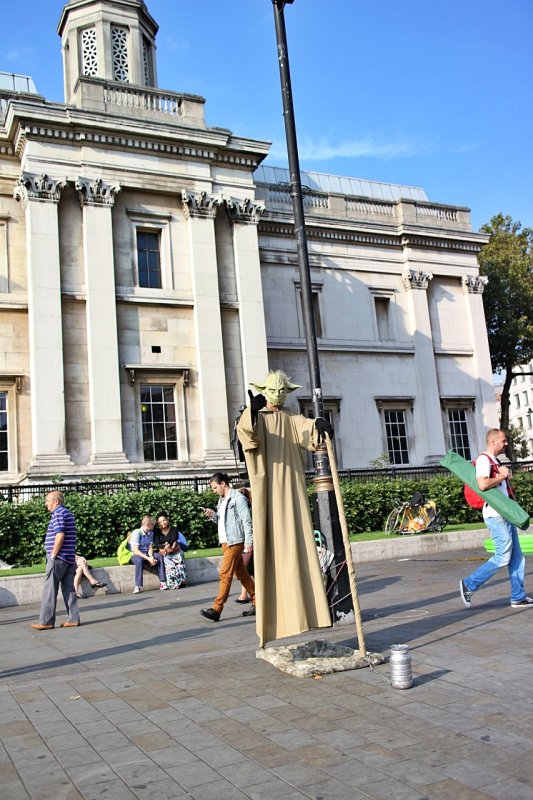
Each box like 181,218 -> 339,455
479,214 -> 533,450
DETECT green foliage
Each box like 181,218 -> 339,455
0,487 -> 220,565
367,453 -> 391,469
3,472 -> 533,565
479,213 -> 533,435
506,425 -> 529,460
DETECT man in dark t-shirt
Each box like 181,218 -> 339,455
31,491 -> 80,630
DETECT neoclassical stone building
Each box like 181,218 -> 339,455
0,0 -> 497,482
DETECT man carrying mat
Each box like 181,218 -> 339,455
458,428 -> 532,609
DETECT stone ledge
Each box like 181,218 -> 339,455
0,529 -> 489,609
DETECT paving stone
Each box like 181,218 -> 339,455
3,552 -> 533,800
0,781 -> 32,800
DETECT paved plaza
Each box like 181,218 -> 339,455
2,547 -> 533,800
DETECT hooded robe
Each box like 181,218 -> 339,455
237,406 -> 331,646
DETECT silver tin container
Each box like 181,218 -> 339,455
390,644 -> 413,689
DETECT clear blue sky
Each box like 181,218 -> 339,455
2,0 -> 532,231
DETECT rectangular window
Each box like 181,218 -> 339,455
137,230 -> 161,289
523,390 -> 529,405
81,27 -> 98,77
515,394 -> 521,408
0,392 -> 7,471
140,383 -> 177,461
374,297 -> 392,340
111,26 -> 129,82
298,289 -> 323,338
448,408 -> 471,460
298,399 -> 341,468
384,409 -> 409,465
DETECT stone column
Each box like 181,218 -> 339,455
402,269 -> 446,463
14,173 -> 74,471
181,189 -> 232,462
76,177 -> 128,465
226,197 -> 269,388
462,274 -> 498,435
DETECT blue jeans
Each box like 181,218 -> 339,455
131,553 -> 165,587
464,515 -> 526,603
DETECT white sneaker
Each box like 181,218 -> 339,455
511,596 -> 533,607
133,586 -> 141,594
160,582 -> 169,590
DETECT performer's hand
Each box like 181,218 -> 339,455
248,390 -> 267,413
316,417 -> 334,441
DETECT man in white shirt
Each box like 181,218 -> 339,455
460,428 -> 533,608
200,472 -> 255,622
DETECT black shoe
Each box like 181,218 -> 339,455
92,581 -> 107,589
242,605 -> 256,617
235,597 -> 251,604
200,607 -> 221,622
459,579 -> 473,609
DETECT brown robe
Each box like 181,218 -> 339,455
237,406 -> 331,646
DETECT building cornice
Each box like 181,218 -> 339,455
2,99 -> 270,168
258,219 -> 487,254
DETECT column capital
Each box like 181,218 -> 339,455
180,189 -> 222,219
13,172 -> 67,209
462,274 -> 488,294
402,269 -> 433,290
225,196 -> 265,225
75,177 -> 121,207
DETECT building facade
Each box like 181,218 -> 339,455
508,364 -> 533,457
0,0 -> 497,483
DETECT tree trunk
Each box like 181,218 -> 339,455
500,369 -> 514,457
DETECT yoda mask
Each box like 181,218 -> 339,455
250,370 -> 301,408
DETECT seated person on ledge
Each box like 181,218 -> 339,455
74,554 -> 107,599
154,512 -> 188,589
130,515 -> 167,594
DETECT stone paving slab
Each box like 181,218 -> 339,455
1,547 -> 533,799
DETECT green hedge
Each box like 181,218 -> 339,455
1,487 -> 219,565
340,472 -> 533,532
2,472 -> 533,565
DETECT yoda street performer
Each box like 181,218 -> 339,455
237,370 -> 333,646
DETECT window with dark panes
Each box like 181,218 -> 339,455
0,392 -> 7,471
448,408 -> 471,460
137,230 -> 161,289
384,409 -> 409,464
140,384 -> 177,461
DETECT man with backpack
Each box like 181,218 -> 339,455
460,428 -> 533,609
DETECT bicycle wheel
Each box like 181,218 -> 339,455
384,507 -> 402,534
431,514 -> 447,533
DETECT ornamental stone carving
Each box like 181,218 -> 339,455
461,274 -> 488,294
402,269 -> 433,290
76,177 -> 121,206
225,196 -> 265,224
13,172 -> 67,208
180,189 -> 222,219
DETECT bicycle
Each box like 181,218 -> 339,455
384,491 -> 447,535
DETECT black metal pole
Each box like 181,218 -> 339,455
271,0 -> 353,622
272,0 -> 322,419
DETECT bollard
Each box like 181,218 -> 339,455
390,644 -> 413,689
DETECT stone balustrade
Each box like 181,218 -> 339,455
259,182 -> 471,230
73,77 -> 206,126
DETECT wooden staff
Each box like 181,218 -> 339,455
325,433 -> 367,657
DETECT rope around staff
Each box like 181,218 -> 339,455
325,432 -> 367,657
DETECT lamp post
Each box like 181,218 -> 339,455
271,0 -> 353,621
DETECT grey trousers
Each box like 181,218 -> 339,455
39,558 -> 80,626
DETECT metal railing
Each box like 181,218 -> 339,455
1,460 -> 532,503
